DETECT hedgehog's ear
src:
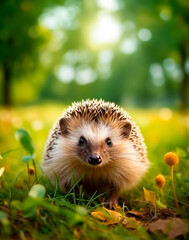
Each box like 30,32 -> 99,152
120,121 -> 132,138
59,117 -> 70,136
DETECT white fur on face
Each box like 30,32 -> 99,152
68,122 -> 122,147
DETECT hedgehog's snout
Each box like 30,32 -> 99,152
88,154 -> 102,165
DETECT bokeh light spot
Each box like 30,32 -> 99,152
138,28 -> 152,42
96,0 -> 122,11
184,58 -> 189,74
89,13 -> 122,46
150,63 -> 165,86
163,58 -> 183,82
55,65 -> 75,83
39,6 -> 79,30
31,120 -> 44,131
98,50 -> 114,63
159,108 -> 172,121
120,37 -> 137,54
76,66 -> 97,85
159,6 -> 172,21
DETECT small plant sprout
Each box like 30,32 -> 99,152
15,129 -> 37,188
164,152 -> 179,208
155,174 -> 165,192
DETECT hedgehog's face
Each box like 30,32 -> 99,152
59,118 -> 132,167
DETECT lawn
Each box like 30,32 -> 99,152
0,104 -> 189,239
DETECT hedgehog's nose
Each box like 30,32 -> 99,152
88,154 -> 102,165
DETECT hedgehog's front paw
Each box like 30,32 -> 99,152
105,193 -> 119,209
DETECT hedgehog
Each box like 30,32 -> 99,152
43,99 -> 149,208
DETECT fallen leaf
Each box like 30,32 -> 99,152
0,167 -> 5,177
91,207 -> 122,225
121,217 -> 141,230
126,211 -> 144,219
73,227 -> 82,239
113,205 -> 123,214
149,218 -> 189,239
156,199 -> 166,208
143,187 -> 156,206
28,184 -> 46,199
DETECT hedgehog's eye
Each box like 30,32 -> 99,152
79,136 -> 86,146
105,138 -> 112,146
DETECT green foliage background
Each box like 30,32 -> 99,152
0,0 -> 189,107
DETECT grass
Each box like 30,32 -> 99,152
0,104 -> 189,239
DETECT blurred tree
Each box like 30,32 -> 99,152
0,0 -> 63,106
178,3 -> 189,110
151,0 -> 189,110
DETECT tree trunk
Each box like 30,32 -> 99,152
180,41 -> 188,111
2,62 -> 11,106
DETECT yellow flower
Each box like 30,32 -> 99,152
155,174 -> 165,188
164,152 -> 179,166
29,167 -> 35,175
164,151 -> 179,208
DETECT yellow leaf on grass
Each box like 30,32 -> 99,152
149,218 -> 189,239
0,167 -> 5,177
0,154 -> 3,160
91,207 -> 122,225
156,199 -> 166,208
143,187 -> 156,206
